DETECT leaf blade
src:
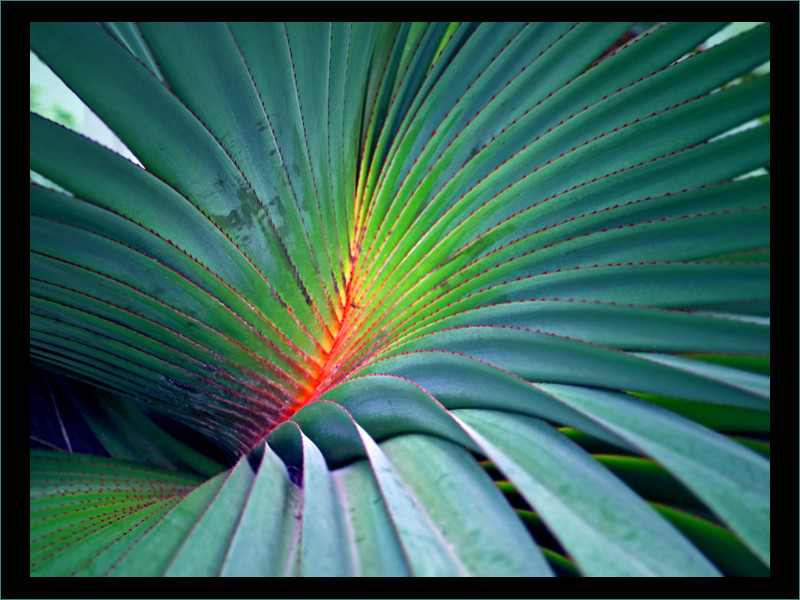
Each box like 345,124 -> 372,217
454,409 -> 721,576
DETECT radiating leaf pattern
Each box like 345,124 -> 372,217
30,22 -> 769,576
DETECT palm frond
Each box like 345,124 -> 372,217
30,21 -> 769,577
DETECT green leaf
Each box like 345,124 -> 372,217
652,504 -> 768,577
287,400 -> 552,576
162,453 -> 256,576
30,450 -> 204,576
454,409 -> 721,576
327,457 -> 411,576
378,432 -> 553,576
384,326 -> 768,409
537,383 -> 770,566
31,21 -> 770,577
219,442 -> 300,576
107,470 -> 227,576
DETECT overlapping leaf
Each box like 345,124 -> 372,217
31,22 -> 769,576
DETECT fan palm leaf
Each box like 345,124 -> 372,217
30,21 -> 769,577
